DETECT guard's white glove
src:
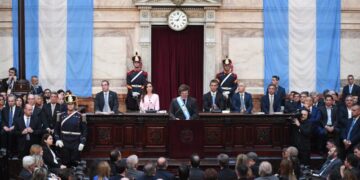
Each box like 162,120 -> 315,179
56,140 -> 64,148
132,92 -> 140,97
222,91 -> 230,99
78,143 -> 85,151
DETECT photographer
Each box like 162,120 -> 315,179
291,109 -> 312,166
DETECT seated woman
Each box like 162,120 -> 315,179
139,82 -> 160,112
41,133 -> 66,173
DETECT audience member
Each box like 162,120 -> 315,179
203,168 -> 217,180
340,154 -> 360,178
109,148 -> 122,176
29,144 -> 43,156
189,153 -> 204,180
18,155 -> 36,180
126,154 -> 144,179
277,159 -> 296,180
217,153 -> 237,180
247,152 -> 259,177
236,164 -> 249,180
32,167 -> 49,180
314,147 -> 342,178
94,161 -> 111,180
41,134 -> 66,173
1,67 -> 17,94
178,164 -> 189,180
341,75 -> 360,102
30,75 -> 43,95
155,157 -> 175,180
110,159 -> 127,180
342,104 -> 360,155
255,161 -> 278,180
137,162 -> 157,180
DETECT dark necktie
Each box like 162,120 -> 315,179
9,107 -> 13,127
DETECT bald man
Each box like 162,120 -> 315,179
14,104 -> 42,159
155,157 -> 175,180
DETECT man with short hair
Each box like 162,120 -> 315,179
155,157 -> 174,180
311,91 -> 325,108
261,84 -> 281,114
94,80 -> 119,114
203,79 -> 226,112
269,75 -> 286,106
340,154 -> 360,177
231,82 -> 253,114
14,104 -> 42,159
109,148 -> 122,176
1,67 -> 17,94
300,91 -> 309,108
43,92 -> 66,134
338,95 -> 354,131
313,147 -> 342,178
30,76 -> 43,95
19,155 -> 36,180
126,154 -> 144,179
189,154 -> 204,180
342,104 -> 360,154
137,162 -> 156,180
217,153 -> 237,180
284,91 -> 300,113
1,94 -> 22,156
255,161 -> 277,180
169,84 -> 199,120
342,75 -> 360,102
247,152 -> 259,177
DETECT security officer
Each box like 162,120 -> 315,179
126,52 -> 148,111
216,57 -> 238,109
54,94 -> 87,167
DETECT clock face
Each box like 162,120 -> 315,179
168,10 -> 188,31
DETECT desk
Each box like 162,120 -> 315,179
82,113 -> 291,158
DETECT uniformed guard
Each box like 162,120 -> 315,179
126,52 -> 148,111
54,94 -> 87,167
216,57 -> 238,109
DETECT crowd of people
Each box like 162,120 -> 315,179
1,52 -> 360,180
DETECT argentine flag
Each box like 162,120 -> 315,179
263,0 -> 341,93
12,0 -> 93,97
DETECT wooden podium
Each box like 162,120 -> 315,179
168,120 -> 204,158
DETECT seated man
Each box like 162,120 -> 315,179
313,147 -> 342,178
261,84 -> 281,114
284,91 -> 301,113
231,82 -> 253,114
203,79 -> 226,112
169,84 -> 199,120
94,80 -> 119,114
19,156 -> 36,180
29,75 -> 43,95
1,67 -> 17,94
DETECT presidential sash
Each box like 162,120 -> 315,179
176,97 -> 190,120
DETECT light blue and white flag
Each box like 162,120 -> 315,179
264,0 -> 340,93
12,0 -> 93,97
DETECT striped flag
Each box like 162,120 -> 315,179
263,0 -> 340,93
12,0 -> 93,97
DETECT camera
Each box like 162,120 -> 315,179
287,109 -> 302,122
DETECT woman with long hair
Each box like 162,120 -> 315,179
41,133 -> 66,173
94,161 -> 111,180
139,82 -> 160,112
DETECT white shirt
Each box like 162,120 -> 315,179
347,108 -> 352,119
326,107 -> 332,125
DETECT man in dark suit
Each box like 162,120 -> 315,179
342,104 -> 360,154
1,67 -> 17,94
94,80 -> 119,114
169,84 -> 198,120
261,84 -> 281,114
292,109 -> 312,165
268,75 -> 286,106
137,162 -> 157,180
14,104 -> 42,159
18,155 -> 36,180
313,147 -> 342,178
189,154 -> 204,180
311,91 -> 325,108
155,157 -> 174,180
43,92 -> 66,134
29,75 -> 43,95
231,82 -> 253,114
1,94 -> 22,156
342,75 -> 360,102
318,95 -> 340,151
203,79 -> 226,112
338,95 -> 354,132
217,153 -> 237,180
284,91 -> 301,113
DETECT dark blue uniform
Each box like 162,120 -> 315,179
216,72 -> 237,109
54,111 -> 87,167
126,70 -> 148,111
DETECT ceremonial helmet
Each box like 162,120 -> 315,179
132,52 -> 142,63
222,56 -> 232,65
64,94 -> 77,104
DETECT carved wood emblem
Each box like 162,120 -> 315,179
180,128 -> 194,143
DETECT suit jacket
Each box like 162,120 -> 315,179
43,103 -> 66,129
169,97 -> 199,120
317,158 -> 342,178
189,167 -> 204,180
231,92 -> 253,114
341,118 -> 360,149
1,78 -> 10,92
94,91 -> 119,113
337,105 -> 353,130
1,105 -> 22,128
18,168 -> 32,180
13,115 -> 42,151
203,91 -> 226,112
318,106 -> 339,134
217,167 -> 237,180
30,85 -> 43,95
266,85 -> 286,106
342,84 -> 360,101
292,120 -> 312,151
155,169 -> 175,180
260,94 -> 281,114
42,145 -> 61,169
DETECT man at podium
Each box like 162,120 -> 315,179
169,84 -> 199,120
